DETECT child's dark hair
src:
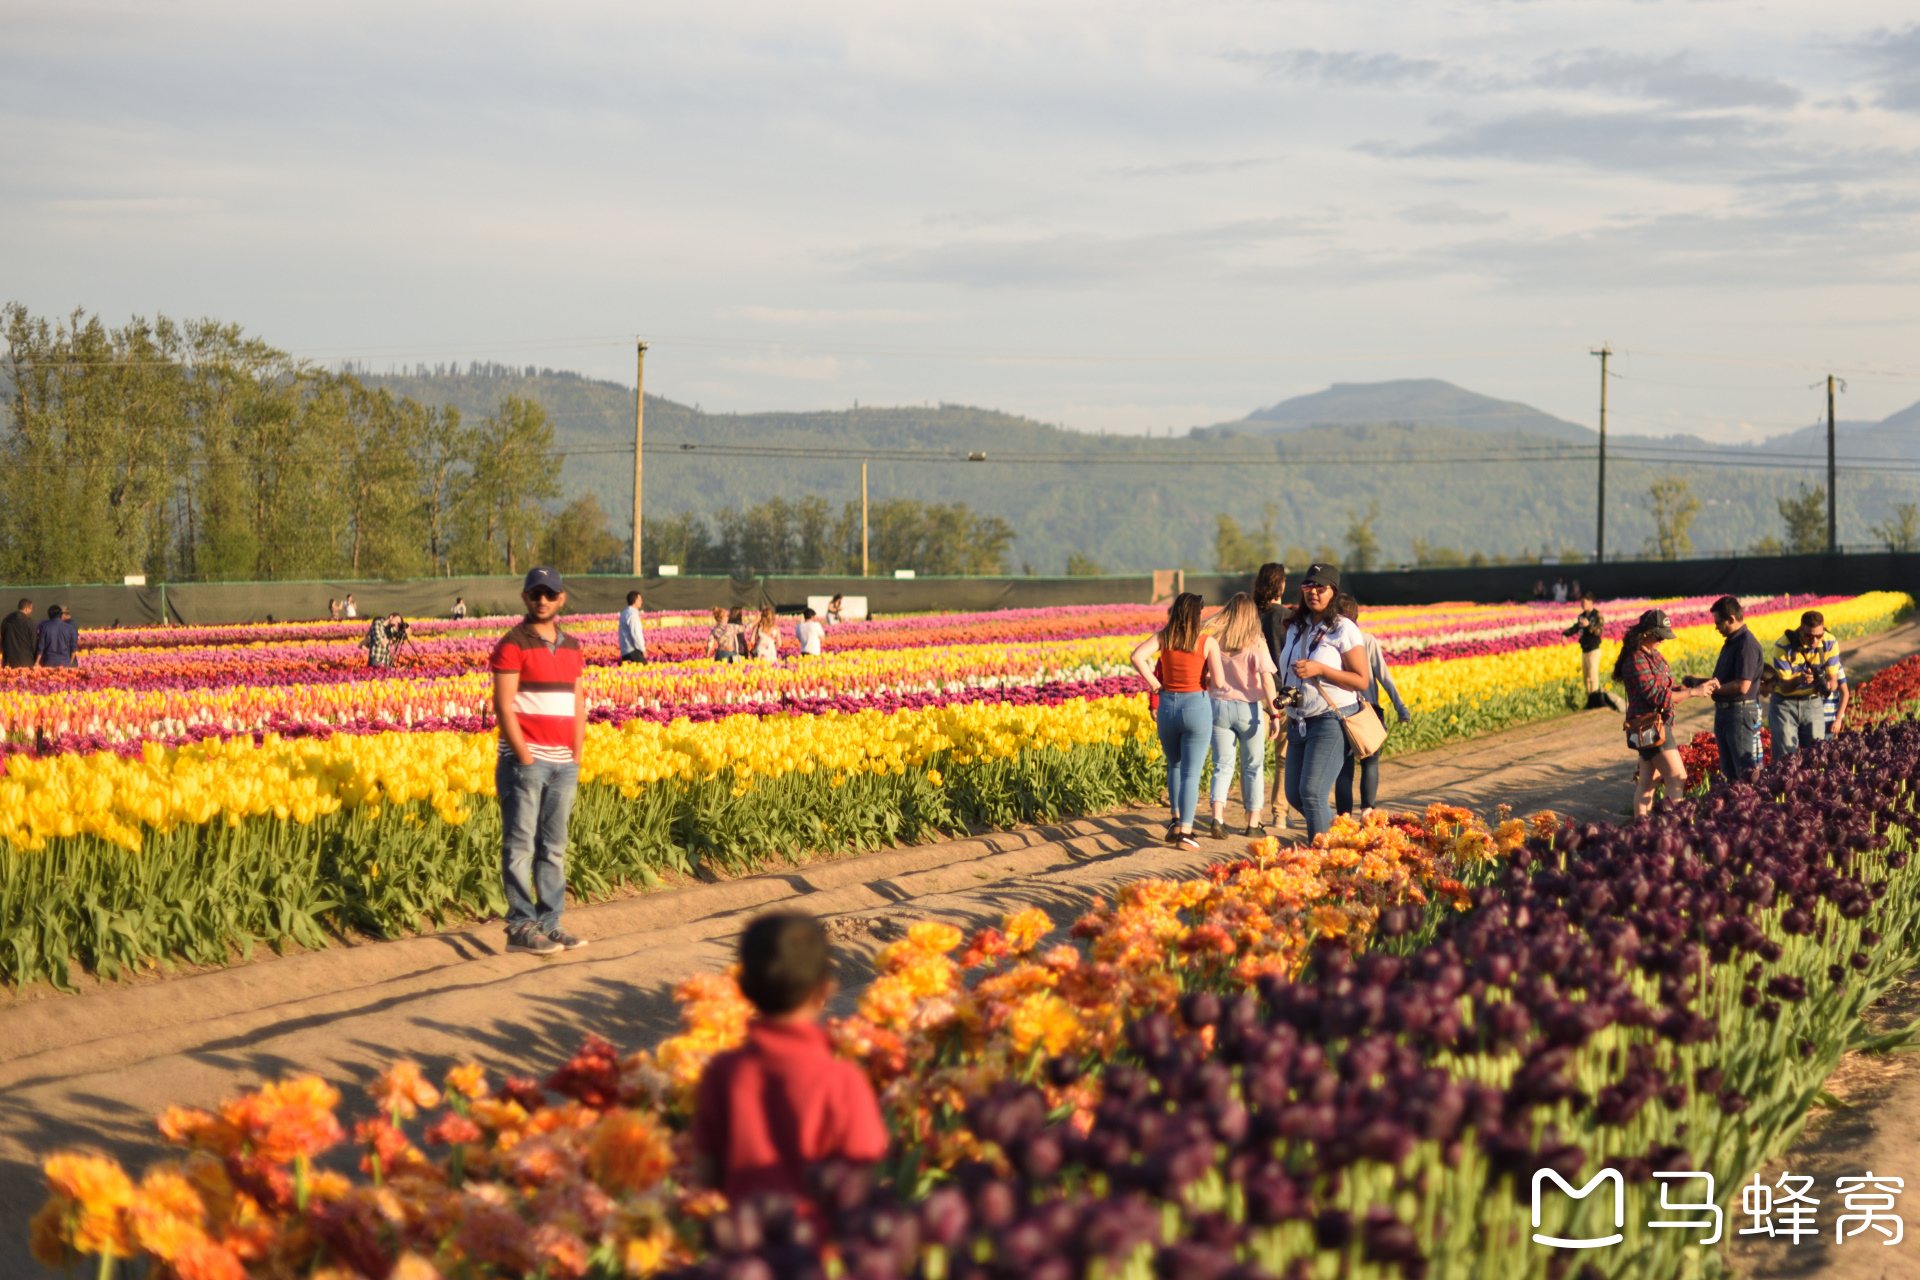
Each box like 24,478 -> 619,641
738,912 -> 833,1014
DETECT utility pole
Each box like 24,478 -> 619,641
630,339 -> 647,576
1591,343 -> 1610,562
861,462 -> 869,577
1827,374 -> 1838,554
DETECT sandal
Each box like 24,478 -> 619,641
1177,833 -> 1201,852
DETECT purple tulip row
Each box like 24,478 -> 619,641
665,716 -> 1920,1280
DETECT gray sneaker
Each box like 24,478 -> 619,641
506,927 -> 562,956
545,927 -> 589,951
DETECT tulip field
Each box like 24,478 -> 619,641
34,718 -> 1920,1280
0,592 -> 1907,992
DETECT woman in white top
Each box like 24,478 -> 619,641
1276,563 -> 1371,841
1334,595 -> 1411,817
1203,593 -> 1281,839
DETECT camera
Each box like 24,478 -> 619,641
1273,687 -> 1305,710
390,619 -> 411,642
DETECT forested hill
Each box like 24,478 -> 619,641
361,366 -> 1920,574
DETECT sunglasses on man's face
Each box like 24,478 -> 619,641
528,589 -> 560,603
1302,583 -> 1333,593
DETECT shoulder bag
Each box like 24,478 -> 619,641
1624,713 -> 1666,751
1314,679 -> 1388,758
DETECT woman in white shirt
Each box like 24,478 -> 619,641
1203,593 -> 1281,839
1276,564 -> 1372,840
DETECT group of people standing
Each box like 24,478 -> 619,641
1611,598 -> 1846,813
0,598 -> 78,669
704,602 -> 830,664
1132,561 -> 1408,849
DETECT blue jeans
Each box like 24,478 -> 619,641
1714,700 -> 1763,782
1286,711 -> 1351,841
497,756 -> 579,934
1157,691 -> 1212,830
1209,698 -> 1265,811
1768,696 -> 1823,763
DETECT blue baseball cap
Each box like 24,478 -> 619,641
523,567 -> 565,596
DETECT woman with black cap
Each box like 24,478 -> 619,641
1614,607 -> 1709,816
1276,563 -> 1371,841
1131,592 -> 1228,850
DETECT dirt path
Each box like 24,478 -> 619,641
1,624 -> 1913,1277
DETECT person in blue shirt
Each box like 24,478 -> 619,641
617,591 -> 648,663
34,605 -> 78,668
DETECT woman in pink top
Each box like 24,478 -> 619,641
1204,593 -> 1281,838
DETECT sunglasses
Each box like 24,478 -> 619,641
527,589 -> 560,602
1301,582 -> 1334,593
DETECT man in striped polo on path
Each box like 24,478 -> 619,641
490,566 -> 590,955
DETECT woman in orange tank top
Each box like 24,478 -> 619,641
1130,592 -> 1227,850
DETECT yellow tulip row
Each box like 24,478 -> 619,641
0,696 -> 1158,853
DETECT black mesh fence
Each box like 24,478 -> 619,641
7,553 -> 1918,628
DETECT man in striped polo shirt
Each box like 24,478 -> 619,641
491,566 -> 590,955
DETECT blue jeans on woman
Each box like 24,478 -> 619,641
1157,690 -> 1212,831
1210,698 -> 1265,813
1285,710 -> 1351,841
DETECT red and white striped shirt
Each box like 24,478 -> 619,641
490,620 -> 585,762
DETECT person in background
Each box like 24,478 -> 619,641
1201,593 -> 1280,839
1691,595 -> 1763,783
1768,609 -> 1840,762
1251,562 -> 1290,829
730,607 -> 753,659
34,605 -> 78,669
1552,578 -> 1569,603
1131,592 -> 1228,851
452,597 -> 468,620
490,567 -> 589,956
826,594 -> 844,625
1563,591 -> 1608,710
328,598 -> 342,622
1,599 -> 34,668
1533,580 -> 1548,602
795,607 -> 825,657
706,606 -> 739,663
753,607 -> 781,662
362,613 -> 401,669
344,595 -> 358,619
617,591 -> 647,663
691,912 -> 887,1216
1277,564 -> 1371,841
1615,608 -> 1710,816
1334,595 -> 1410,817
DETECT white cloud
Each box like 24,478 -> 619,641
2,0 -> 1919,437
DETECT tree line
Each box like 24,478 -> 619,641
0,305 -> 612,584
1199,478 -> 1920,576
0,305 -> 1019,584
642,495 -> 1015,577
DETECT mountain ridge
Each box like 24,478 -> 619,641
356,368 -> 1920,573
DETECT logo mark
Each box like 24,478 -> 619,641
1533,1168 -> 1625,1249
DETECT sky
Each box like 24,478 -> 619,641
6,0 -> 1920,441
